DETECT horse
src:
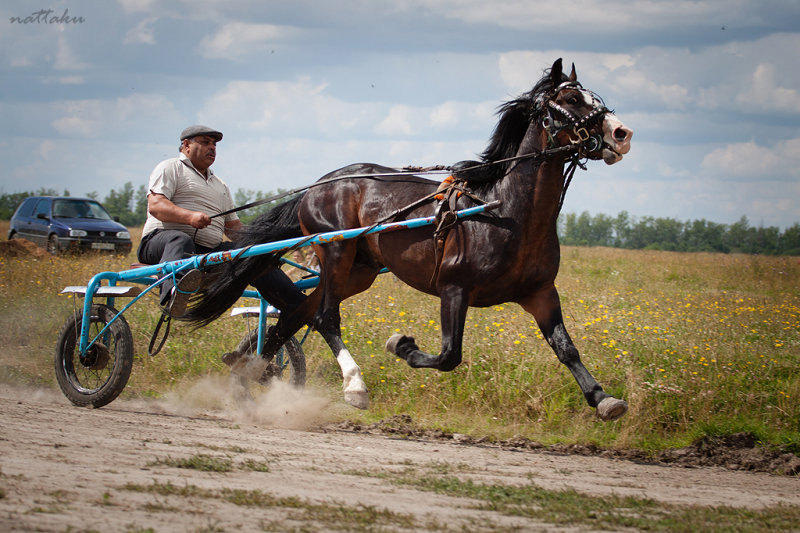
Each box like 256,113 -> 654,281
185,58 -> 633,421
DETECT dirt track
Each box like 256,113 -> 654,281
1,382 -> 799,532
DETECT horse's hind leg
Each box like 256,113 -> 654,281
226,284 -> 319,381
521,286 -> 627,421
314,248 -> 377,410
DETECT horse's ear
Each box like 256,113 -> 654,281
550,58 -> 563,83
569,63 -> 577,82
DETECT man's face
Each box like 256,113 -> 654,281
184,135 -> 217,171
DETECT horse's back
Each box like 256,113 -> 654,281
303,163 -> 441,230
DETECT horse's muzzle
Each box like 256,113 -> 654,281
602,115 -> 633,165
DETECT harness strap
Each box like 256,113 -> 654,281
148,312 -> 171,357
428,177 -> 491,286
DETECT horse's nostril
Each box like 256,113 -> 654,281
614,128 -> 629,142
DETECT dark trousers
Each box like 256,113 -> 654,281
137,229 -> 306,312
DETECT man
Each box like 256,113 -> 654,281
138,125 -> 305,318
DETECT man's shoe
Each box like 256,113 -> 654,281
165,269 -> 202,317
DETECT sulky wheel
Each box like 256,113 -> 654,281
54,303 -> 134,408
229,328 -> 306,404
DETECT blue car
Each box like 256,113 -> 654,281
7,196 -> 132,255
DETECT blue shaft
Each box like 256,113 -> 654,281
77,201 -> 500,353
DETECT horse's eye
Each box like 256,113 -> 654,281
566,95 -> 580,106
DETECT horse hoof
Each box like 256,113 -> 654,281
229,353 -> 269,382
221,351 -> 241,367
385,333 -> 404,354
344,390 -> 369,410
597,397 -> 628,421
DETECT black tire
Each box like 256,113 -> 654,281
47,234 -> 60,255
230,328 -> 306,403
55,304 -> 134,408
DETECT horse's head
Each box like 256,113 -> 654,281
542,59 -> 632,165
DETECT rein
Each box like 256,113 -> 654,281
212,80 -> 608,226
209,145 -> 580,222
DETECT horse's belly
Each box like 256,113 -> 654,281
374,229 -> 439,295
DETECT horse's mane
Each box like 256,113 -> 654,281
457,66 -> 568,186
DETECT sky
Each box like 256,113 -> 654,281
2,0 -> 799,229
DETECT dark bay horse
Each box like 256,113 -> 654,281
186,58 -> 633,420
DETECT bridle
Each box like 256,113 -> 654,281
540,80 -> 611,158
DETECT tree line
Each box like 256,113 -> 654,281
0,183 -> 289,227
2,186 -> 799,255
559,211 -> 800,256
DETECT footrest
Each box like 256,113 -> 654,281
61,285 -> 143,297
230,305 -> 280,318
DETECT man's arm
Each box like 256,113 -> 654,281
148,193 -> 211,229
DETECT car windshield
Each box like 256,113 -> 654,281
52,199 -> 113,220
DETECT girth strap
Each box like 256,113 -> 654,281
429,177 -> 488,286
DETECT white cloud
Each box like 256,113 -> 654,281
701,139 -> 800,180
43,75 -> 86,85
10,56 -> 32,67
498,50 -> 639,95
200,22 -> 299,61
199,79 -> 364,136
404,0 -> 728,30
199,78 -> 497,144
124,17 -> 158,45
736,63 -> 800,113
54,36 -> 89,70
376,105 -> 414,136
430,102 -> 459,128
614,68 -> 691,110
39,140 -> 56,160
117,0 -> 159,14
50,94 -> 181,138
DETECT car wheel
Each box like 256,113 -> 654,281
47,234 -> 60,255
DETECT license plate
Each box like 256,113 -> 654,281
91,242 -> 115,250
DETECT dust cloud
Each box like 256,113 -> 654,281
157,374 -> 335,430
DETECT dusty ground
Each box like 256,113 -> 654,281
1,382 -> 799,532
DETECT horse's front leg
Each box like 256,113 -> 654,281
520,286 -> 627,421
386,285 -> 467,371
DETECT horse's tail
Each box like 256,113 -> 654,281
183,194 -> 305,327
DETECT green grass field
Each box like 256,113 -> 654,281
1,221 -> 798,452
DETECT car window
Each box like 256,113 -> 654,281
14,198 -> 37,217
33,198 -> 51,218
52,199 -> 112,220
85,201 -> 113,220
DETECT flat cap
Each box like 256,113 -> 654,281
180,125 -> 223,142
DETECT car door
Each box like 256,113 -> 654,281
10,197 -> 37,240
29,198 -> 52,246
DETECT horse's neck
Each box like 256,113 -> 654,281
495,130 -> 566,234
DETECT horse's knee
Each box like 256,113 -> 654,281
435,342 -> 462,371
437,354 -> 462,372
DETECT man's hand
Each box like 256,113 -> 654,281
188,211 -> 212,229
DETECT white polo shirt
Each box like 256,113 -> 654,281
142,153 -> 239,248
